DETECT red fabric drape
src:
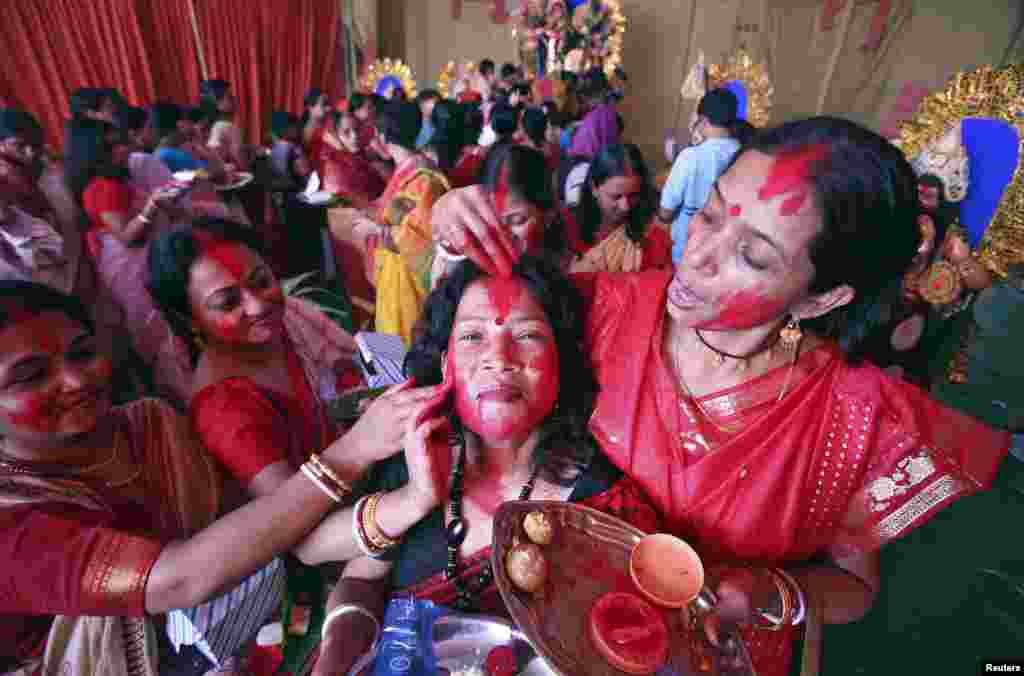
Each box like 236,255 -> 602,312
195,0 -> 342,146
135,0 -> 203,103
0,0 -> 163,151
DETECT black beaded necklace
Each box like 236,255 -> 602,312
445,442 -> 540,612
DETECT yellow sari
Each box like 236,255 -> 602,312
373,156 -> 449,344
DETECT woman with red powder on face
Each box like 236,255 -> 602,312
308,256 -> 661,676
320,110 -> 386,209
0,281 -> 400,676
426,117 -> 1010,676
146,219 -> 439,508
431,144 -> 555,288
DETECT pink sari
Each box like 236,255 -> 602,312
583,271 -> 1010,676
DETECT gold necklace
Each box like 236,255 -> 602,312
670,324 -> 800,438
0,432 -> 140,489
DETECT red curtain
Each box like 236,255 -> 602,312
0,0 -> 341,150
194,0 -> 342,146
135,0 -> 203,103
0,0 -> 162,150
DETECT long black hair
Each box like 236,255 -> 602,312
739,116 -> 921,363
199,79 -> 232,121
146,218 -> 268,364
520,106 -> 548,149
404,255 -> 597,485
574,143 -> 656,245
377,100 -> 421,151
427,100 -> 467,172
0,281 -> 94,334
63,118 -> 129,205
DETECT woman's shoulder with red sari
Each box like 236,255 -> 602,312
190,377 -> 294,485
584,269 -> 673,358
641,222 -> 673,270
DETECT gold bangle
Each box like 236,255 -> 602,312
362,492 -> 401,549
309,454 -> 353,497
300,462 -> 343,502
758,568 -> 794,630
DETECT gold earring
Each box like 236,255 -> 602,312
191,324 -> 206,351
779,317 -> 803,352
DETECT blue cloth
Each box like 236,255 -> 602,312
156,147 -> 206,173
415,119 -> 435,149
959,118 -> 1020,247
660,137 -> 741,263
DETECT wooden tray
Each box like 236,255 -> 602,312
491,501 -> 712,676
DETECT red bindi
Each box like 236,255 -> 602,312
728,205 -> 742,218
757,144 -> 830,218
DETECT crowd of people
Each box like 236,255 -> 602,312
0,53 -> 1014,676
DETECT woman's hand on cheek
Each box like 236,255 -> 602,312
329,379 -> 445,468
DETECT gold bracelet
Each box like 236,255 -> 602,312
362,492 -> 401,549
300,462 -> 343,502
309,454 -> 353,497
758,568 -> 794,630
303,455 -> 350,500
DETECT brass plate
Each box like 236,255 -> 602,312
491,500 -> 710,676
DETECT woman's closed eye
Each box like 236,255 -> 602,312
5,359 -> 46,387
208,289 -> 240,312
738,241 -> 770,271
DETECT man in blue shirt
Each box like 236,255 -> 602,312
658,88 -> 742,263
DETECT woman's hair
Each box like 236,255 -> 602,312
0,108 -> 43,145
427,100 -> 467,172
575,143 -> 655,245
739,116 -> 921,363
463,103 -> 484,147
63,118 -> 129,205
521,106 -> 548,148
184,105 -> 208,125
404,255 -> 597,484
348,93 -> 370,115
480,59 -> 496,79
488,102 -> 519,144
480,143 -> 554,212
199,79 -> 231,119
270,111 -> 299,140
68,88 -> 107,118
148,102 -> 183,144
146,218 -> 268,364
0,281 -> 93,334
304,88 -> 324,109
377,100 -> 421,150
300,88 -> 325,127
114,106 -> 148,133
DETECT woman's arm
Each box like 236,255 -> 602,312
295,405 -> 449,566
312,569 -> 391,676
145,426 -> 379,614
792,549 -> 880,624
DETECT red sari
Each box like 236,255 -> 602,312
319,143 -> 386,207
0,399 -> 222,675
563,209 -> 673,273
582,271 -> 1010,676
191,338 -> 336,486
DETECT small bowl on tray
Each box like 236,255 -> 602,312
491,501 -> 757,676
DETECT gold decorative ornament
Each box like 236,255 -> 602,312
361,58 -> 418,100
895,63 -> 1024,278
512,0 -> 626,79
706,48 -> 774,128
918,260 -> 963,306
438,60 -> 477,100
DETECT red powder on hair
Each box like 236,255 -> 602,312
757,144 -> 830,218
193,231 -> 248,280
482,276 -> 524,326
